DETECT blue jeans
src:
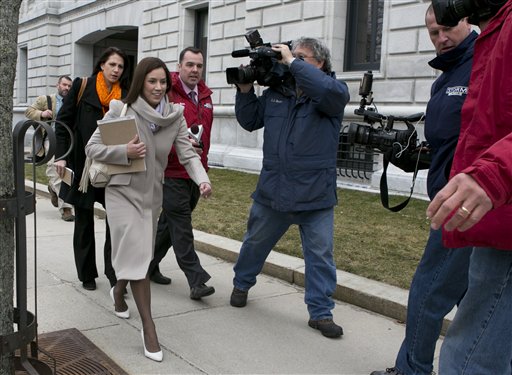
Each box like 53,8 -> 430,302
439,247 -> 512,375
233,201 -> 336,320
395,228 -> 471,375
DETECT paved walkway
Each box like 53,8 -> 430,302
20,182 -> 443,374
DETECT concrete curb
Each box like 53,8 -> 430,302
26,180 -> 453,333
194,230 -> 452,334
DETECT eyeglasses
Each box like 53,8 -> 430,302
293,54 -> 314,61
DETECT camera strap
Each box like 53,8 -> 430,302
46,96 -> 52,115
379,154 -> 419,212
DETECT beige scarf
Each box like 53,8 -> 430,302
129,96 -> 183,131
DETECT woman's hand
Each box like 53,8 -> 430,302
126,134 -> 146,159
54,159 -> 67,178
199,182 -> 212,199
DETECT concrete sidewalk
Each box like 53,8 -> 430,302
21,183 -> 443,374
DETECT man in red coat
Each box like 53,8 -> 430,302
148,47 -> 215,300
428,0 -> 512,373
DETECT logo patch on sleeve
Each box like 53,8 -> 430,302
446,86 -> 468,96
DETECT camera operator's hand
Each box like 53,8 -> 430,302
235,63 -> 254,93
236,82 -> 253,93
427,173 -> 493,232
272,43 -> 294,66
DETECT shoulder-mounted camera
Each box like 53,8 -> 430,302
225,29 -> 292,87
432,0 -> 507,26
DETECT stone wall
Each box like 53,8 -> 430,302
15,0 -> 437,199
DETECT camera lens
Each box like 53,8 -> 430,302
433,0 -> 507,26
238,66 -> 256,83
348,123 -> 371,145
225,66 -> 256,85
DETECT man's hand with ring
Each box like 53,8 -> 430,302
427,173 -> 493,232
459,206 -> 471,216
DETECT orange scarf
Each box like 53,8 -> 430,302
96,72 -> 122,114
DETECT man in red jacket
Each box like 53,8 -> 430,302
148,47 -> 215,300
428,0 -> 512,373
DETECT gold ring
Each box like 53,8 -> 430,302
460,206 -> 471,216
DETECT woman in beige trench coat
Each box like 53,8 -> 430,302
86,57 -> 211,362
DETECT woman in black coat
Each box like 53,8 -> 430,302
55,47 -> 130,291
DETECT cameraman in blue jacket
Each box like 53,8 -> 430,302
229,37 -> 350,338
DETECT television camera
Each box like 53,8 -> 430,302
345,71 -> 431,211
347,71 -> 430,174
432,0 -> 508,26
225,29 -> 292,87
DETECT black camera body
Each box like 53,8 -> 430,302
346,71 -> 430,173
432,0 -> 507,26
348,121 -> 419,154
226,30 -> 292,87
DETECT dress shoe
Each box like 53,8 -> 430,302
82,280 -> 96,290
48,185 -> 58,207
230,287 -> 248,307
141,328 -> 163,362
308,318 -> 343,338
109,287 -> 130,319
190,284 -> 215,300
109,279 -> 128,295
61,208 -> 75,222
150,270 -> 172,285
370,369 -> 404,375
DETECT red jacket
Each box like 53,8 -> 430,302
164,71 -> 213,179
443,0 -> 512,250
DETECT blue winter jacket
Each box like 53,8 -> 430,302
235,59 -> 350,212
425,31 -> 477,200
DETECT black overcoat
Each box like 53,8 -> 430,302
55,74 -> 128,208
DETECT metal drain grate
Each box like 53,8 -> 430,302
19,328 -> 128,375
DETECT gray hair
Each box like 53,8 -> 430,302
291,37 -> 332,73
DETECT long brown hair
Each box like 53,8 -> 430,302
123,57 -> 171,105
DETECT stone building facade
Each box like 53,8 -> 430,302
14,0 -> 438,198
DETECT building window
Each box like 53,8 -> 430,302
18,46 -> 28,103
195,8 -> 208,79
344,0 -> 384,72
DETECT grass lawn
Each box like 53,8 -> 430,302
25,163 -> 49,185
191,168 -> 429,290
25,164 -> 429,289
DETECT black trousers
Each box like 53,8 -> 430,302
73,206 -> 116,285
149,178 -> 210,288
